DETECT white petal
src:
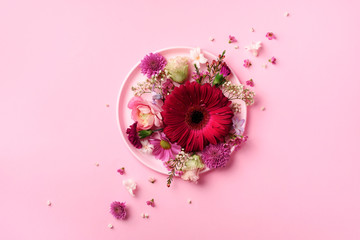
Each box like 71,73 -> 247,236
199,54 -> 207,64
190,49 -> 196,59
193,61 -> 200,68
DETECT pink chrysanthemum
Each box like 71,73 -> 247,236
140,53 -> 167,78
201,144 -> 231,169
126,122 -> 142,149
243,59 -> 252,68
110,201 -> 127,220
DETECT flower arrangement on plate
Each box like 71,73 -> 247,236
123,47 -> 255,186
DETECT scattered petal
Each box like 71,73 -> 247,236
266,32 -> 276,40
246,79 -> 255,87
122,179 -> 137,196
187,199 -> 192,204
148,177 -> 156,183
261,107 -> 266,111
250,27 -> 255,32
47,200 -> 51,206
144,213 -> 149,218
268,57 -> 277,64
117,167 -> 125,175
234,45 -> 239,49
243,59 -> 252,68
228,35 -> 237,43
284,12 -> 289,17
245,41 -> 262,57
106,104 -> 110,107
209,37 -> 215,41
141,213 -> 146,218
146,199 -> 155,207
108,224 -> 113,229
262,64 -> 268,69
95,163 -> 99,167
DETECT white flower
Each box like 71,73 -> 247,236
245,41 -> 262,57
190,48 -> 207,67
140,140 -> 154,154
122,179 -> 137,196
181,169 -> 200,183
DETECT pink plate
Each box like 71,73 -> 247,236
116,47 -> 247,175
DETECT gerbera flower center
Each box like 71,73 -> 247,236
185,106 -> 209,130
160,140 -> 171,149
191,110 -> 204,124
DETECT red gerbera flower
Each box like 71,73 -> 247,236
161,81 -> 234,152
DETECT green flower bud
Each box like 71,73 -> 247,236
138,130 -> 153,139
213,73 -> 225,86
166,56 -> 189,84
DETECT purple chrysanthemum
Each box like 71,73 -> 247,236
201,143 -> 231,169
140,53 -> 167,78
110,201 -> 127,220
126,122 -> 142,149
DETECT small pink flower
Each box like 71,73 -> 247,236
146,199 -> 155,207
269,57 -> 276,64
246,79 -> 254,87
117,167 -> 125,175
243,59 -> 252,68
228,35 -> 237,43
128,96 -> 163,130
266,32 -> 276,40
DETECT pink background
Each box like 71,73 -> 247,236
1,0 -> 360,239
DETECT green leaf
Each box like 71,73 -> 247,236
138,130 -> 153,139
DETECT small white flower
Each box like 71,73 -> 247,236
122,179 -> 137,196
245,41 -> 262,57
190,48 -> 208,67
140,140 -> 154,154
